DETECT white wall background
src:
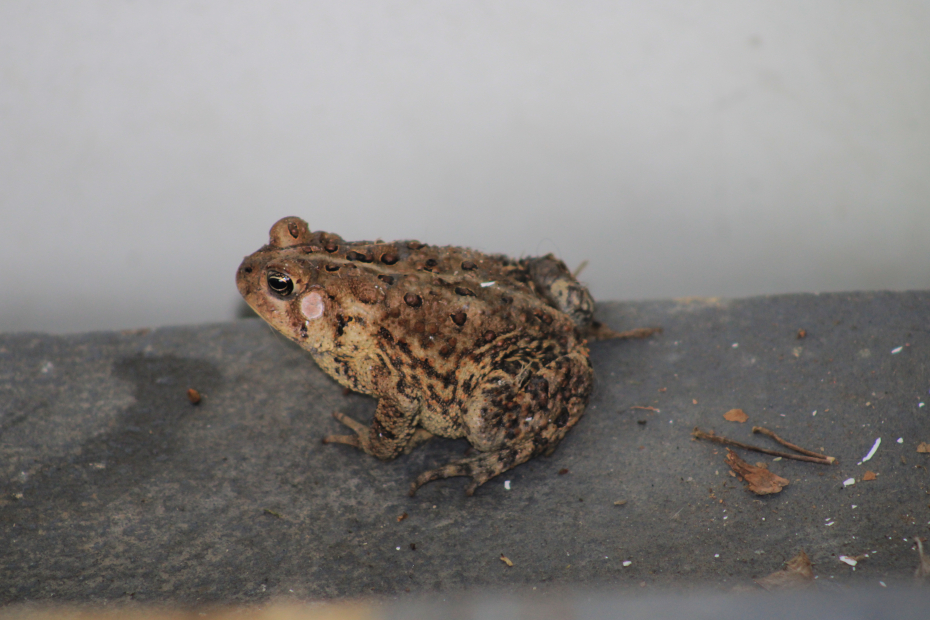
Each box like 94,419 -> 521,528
1,1 -> 928,334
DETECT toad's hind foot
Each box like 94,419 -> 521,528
408,439 -> 539,497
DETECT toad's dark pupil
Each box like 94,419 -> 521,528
267,271 -> 294,296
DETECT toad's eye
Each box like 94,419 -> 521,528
266,270 -> 294,296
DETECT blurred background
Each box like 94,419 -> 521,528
1,1 -> 928,334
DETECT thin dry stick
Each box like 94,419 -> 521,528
752,426 -> 836,464
692,428 -> 834,465
613,327 -> 663,340
630,406 -> 660,412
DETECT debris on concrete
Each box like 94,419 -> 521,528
755,550 -> 814,590
724,449 -> 789,495
723,408 -> 748,423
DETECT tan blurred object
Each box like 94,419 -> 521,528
0,602 -> 378,620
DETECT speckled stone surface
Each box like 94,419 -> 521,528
2,292 -> 929,606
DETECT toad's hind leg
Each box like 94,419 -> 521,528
408,439 -> 539,497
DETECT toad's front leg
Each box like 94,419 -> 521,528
322,399 -> 421,460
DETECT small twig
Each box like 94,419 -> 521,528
692,428 -> 834,465
613,327 -> 663,340
630,406 -> 660,412
573,260 -> 590,278
752,426 -> 836,464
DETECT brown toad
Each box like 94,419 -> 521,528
237,216 -> 644,496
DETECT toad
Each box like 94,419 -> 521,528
237,216 -> 651,495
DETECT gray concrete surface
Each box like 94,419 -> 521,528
2,292 -> 929,606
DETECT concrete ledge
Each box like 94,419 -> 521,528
2,292 -> 929,605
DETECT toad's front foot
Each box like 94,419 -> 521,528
321,411 -> 368,451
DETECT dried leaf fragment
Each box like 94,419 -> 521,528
397,512 -> 408,522
918,442 -> 930,453
755,550 -> 814,591
796,329 -> 807,339
187,388 -> 202,405
862,470 -> 877,481
723,408 -> 748,423
725,449 -> 789,495
500,554 -> 513,567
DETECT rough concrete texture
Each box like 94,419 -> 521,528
1,292 -> 929,606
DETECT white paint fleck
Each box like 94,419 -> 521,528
839,556 -> 858,567
897,437 -> 903,444
731,343 -> 739,348
480,281 -> 496,288
858,437 -> 881,464
843,478 -> 855,487
504,480 -> 511,490
891,346 -> 903,354
622,560 -> 632,567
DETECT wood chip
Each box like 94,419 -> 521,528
862,471 -> 877,481
500,554 -> 513,567
755,550 -> 814,591
397,512 -> 408,522
186,388 -> 202,405
723,408 -> 748,423
725,449 -> 789,495
917,442 -> 930,453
